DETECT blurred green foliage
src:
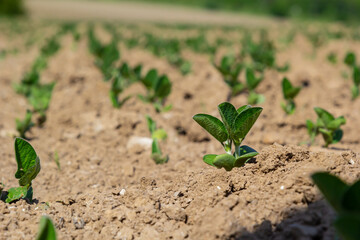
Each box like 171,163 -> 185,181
127,0 -> 360,22
0,0 -> 25,16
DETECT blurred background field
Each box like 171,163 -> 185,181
2,0 -> 360,23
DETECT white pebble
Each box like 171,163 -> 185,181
120,189 -> 126,196
22,208 -> 25,212
217,186 -> 221,190
349,159 -> 355,165
280,185 -> 284,190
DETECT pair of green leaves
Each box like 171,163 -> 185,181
5,138 -> 41,203
36,216 -> 57,240
312,172 -> 360,240
193,102 -> 262,171
146,115 -> 169,164
306,107 -> 346,147
246,68 -> 264,104
281,77 -> 301,114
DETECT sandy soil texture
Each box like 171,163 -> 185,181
0,20 -> 360,240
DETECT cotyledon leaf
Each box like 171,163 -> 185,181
5,185 -> 29,203
203,154 -> 217,167
14,137 -> 39,179
213,154 -> 235,171
193,114 -> 228,143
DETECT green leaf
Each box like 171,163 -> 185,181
213,154 -> 235,171
19,157 -> 41,186
154,75 -> 171,99
193,114 -> 228,143
237,105 -> 251,114
36,216 -> 57,240
353,66 -> 360,85
151,139 -> 161,155
314,107 -> 335,127
342,180 -> 360,213
311,172 -> 349,212
14,138 -> 40,181
352,85 -> 359,99
151,153 -> 169,164
217,102 -> 238,135
232,107 -> 263,143
344,52 -> 356,67
146,115 -> 156,134
327,117 -> 346,130
142,69 -> 158,89
334,214 -> 360,240
246,68 -> 262,90
152,129 -> 167,140
282,77 -> 301,100
203,154 -> 217,167
5,185 -> 28,203
234,145 -> 258,167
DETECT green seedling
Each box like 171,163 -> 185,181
351,66 -> 360,99
193,102 -> 262,171
214,55 -> 244,98
54,151 -> 60,170
96,41 -> 120,81
146,115 -> 168,164
139,69 -> 172,112
312,172 -> 360,240
281,77 -> 301,114
327,52 -> 337,64
16,110 -> 34,139
28,83 -> 55,125
36,216 -> 57,240
40,36 -> 61,58
344,52 -> 356,67
306,107 -> 346,147
109,75 -> 131,108
245,68 -> 264,104
5,138 -> 41,203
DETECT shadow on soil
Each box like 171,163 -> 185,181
230,200 -> 337,240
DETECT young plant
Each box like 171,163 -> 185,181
344,52 -> 356,67
146,115 -> 168,164
28,83 -> 55,125
245,68 -> 264,104
351,66 -> 360,99
193,102 -> 262,171
36,216 -> 57,240
306,107 -> 346,147
139,69 -> 172,112
16,110 -> 34,139
312,172 -> 360,240
281,77 -> 301,114
214,55 -> 244,98
109,75 -> 131,108
5,138 -> 41,203
327,52 -> 337,64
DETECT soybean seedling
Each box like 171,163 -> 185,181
193,102 -> 262,171
312,172 -> 360,240
281,77 -> 301,114
5,138 -> 41,203
146,115 -> 168,164
36,216 -> 57,240
351,66 -> 360,99
306,107 -> 346,147
16,110 -> 34,139
139,69 -> 172,112
109,75 -> 131,108
245,68 -> 264,104
214,55 -> 244,98
344,52 -> 356,67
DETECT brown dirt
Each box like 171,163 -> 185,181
0,21 -> 360,240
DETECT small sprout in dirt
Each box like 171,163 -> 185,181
312,172 -> 360,240
193,102 -> 262,171
109,75 -> 131,108
306,107 -> 346,147
28,83 -> 55,125
327,52 -> 337,64
214,55 -> 244,98
245,68 -> 264,104
5,138 -> 41,203
139,69 -> 172,112
16,110 -> 34,139
351,66 -> 360,99
281,77 -> 301,114
344,52 -> 356,67
146,115 -> 168,164
54,151 -> 60,170
36,216 -> 57,240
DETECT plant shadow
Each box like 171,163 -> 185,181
229,199 -> 337,240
